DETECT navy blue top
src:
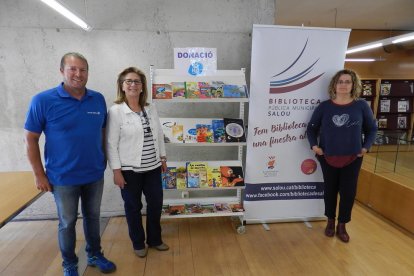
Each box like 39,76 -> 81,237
307,99 -> 377,156
24,83 -> 107,185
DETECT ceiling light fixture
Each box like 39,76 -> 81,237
346,32 -> 414,54
40,0 -> 92,31
345,58 -> 376,62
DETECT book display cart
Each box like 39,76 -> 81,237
376,79 -> 414,145
150,66 -> 248,234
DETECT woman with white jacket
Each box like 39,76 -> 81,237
106,67 -> 168,258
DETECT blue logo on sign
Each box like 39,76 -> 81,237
188,128 -> 197,135
188,62 -> 203,76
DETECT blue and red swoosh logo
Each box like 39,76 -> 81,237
269,39 -> 324,94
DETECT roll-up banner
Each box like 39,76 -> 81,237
244,25 -> 350,223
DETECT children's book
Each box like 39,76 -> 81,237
185,203 -> 203,214
362,82 -> 373,96
162,204 -> 170,215
210,81 -> 225,98
223,84 -> 247,98
152,84 -> 172,99
182,120 -> 197,143
380,99 -> 390,113
200,204 -> 215,213
186,162 -> 208,188
220,166 -> 244,187
212,119 -> 226,143
185,82 -> 200,98
214,203 -> 232,213
162,167 -> 177,189
378,118 -> 388,129
207,166 -> 221,187
172,82 -> 186,98
229,203 -> 244,212
160,118 -> 183,143
175,166 -> 187,189
196,124 -> 213,143
198,82 -> 212,98
398,100 -> 409,112
168,204 -> 185,215
223,118 -> 246,142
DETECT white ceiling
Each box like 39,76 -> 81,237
275,0 -> 414,31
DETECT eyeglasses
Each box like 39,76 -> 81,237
337,80 -> 352,85
124,79 -> 142,85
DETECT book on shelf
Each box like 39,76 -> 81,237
378,118 -> 388,129
223,84 -> 247,98
229,203 -> 244,212
220,166 -> 244,187
210,81 -> 225,98
176,166 -> 187,189
214,203 -> 232,213
397,116 -> 407,129
380,99 -> 390,113
196,124 -> 213,143
172,82 -> 186,98
160,119 -> 184,143
185,203 -> 203,214
162,167 -> 177,189
207,166 -> 222,187
198,82 -> 212,98
223,118 -> 246,142
212,119 -> 226,143
185,82 -> 200,98
162,204 -> 170,215
200,204 -> 215,213
186,161 -> 208,188
182,120 -> 198,143
152,84 -> 173,99
168,204 -> 185,215
397,100 -> 409,112
362,82 -> 373,96
380,83 -> 391,96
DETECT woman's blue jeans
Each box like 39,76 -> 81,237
52,178 -> 104,268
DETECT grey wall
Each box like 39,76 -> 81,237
0,0 -> 275,218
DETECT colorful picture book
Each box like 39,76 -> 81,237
223,118 -> 246,142
162,167 -> 177,189
185,82 -> 200,98
220,166 -> 244,187
207,166 -> 222,187
172,82 -> 186,98
152,84 -> 172,99
161,202 -> 243,216
212,119 -> 226,143
223,85 -> 247,98
176,166 -> 187,189
196,124 -> 213,143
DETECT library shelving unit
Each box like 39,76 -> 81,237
376,79 -> 414,145
150,66 -> 248,234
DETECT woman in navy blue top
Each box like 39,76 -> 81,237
307,69 -> 377,243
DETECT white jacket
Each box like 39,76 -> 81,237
106,102 -> 166,170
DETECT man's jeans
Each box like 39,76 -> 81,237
53,178 -> 104,268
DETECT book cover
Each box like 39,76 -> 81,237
196,124 -> 213,143
168,204 -> 185,215
380,99 -> 390,113
397,116 -> 407,129
186,161 -> 208,188
214,203 -> 232,213
229,203 -> 244,212
398,100 -> 409,112
152,84 -> 173,99
182,120 -> 197,143
207,166 -> 221,187
172,82 -> 186,98
175,166 -> 187,189
200,204 -> 215,214
223,118 -> 246,142
171,124 -> 184,143
362,82 -> 373,96
185,81 -> 200,98
198,82 -> 212,98
162,167 -> 177,189
212,119 -> 226,143
223,84 -> 247,98
220,166 -> 244,187
378,118 -> 388,129
185,203 -> 203,214
210,81 -> 225,98
160,118 -> 177,143
380,83 -> 391,96
162,204 -> 170,215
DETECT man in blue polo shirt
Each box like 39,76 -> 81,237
24,52 -> 116,276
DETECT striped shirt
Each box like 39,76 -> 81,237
122,110 -> 160,172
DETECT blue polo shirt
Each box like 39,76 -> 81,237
24,83 -> 107,186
